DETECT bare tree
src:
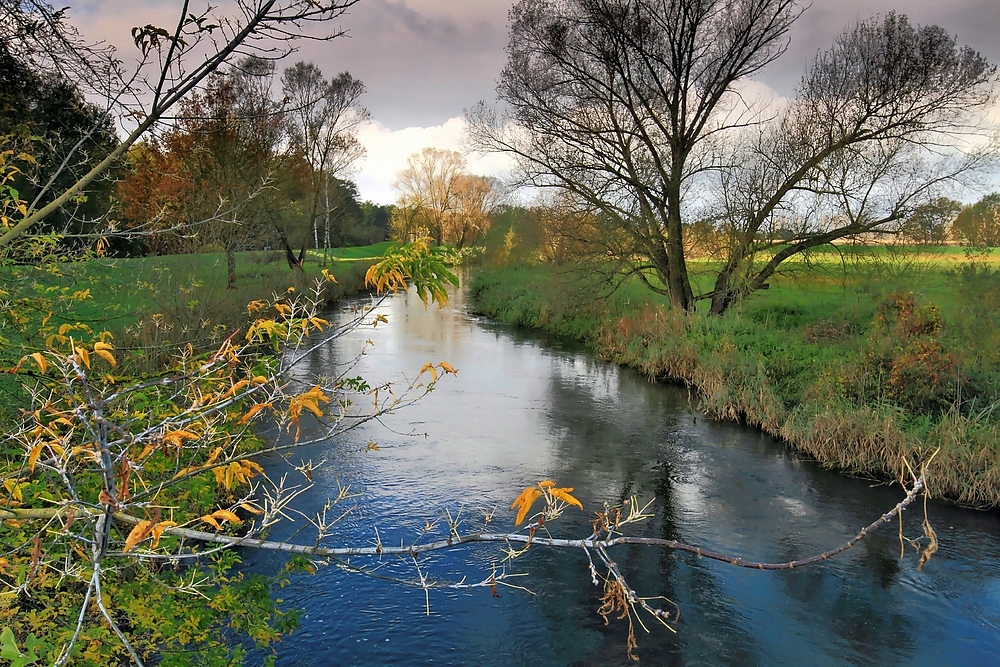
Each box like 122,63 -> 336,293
282,61 -> 368,265
470,1 -> 997,313
0,0 -> 361,248
706,13 -> 997,313
392,147 -> 499,247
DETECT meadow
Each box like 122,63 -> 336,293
469,245 -> 1000,507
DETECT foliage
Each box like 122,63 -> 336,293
900,197 -> 962,245
867,291 -> 958,413
365,238 -> 461,307
952,192 -> 1000,250
0,41 -> 120,253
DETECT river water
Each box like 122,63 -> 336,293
247,287 -> 1000,666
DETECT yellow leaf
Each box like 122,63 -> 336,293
538,480 -> 556,488
239,502 -> 264,515
27,441 -> 45,472
238,402 -> 272,424
438,361 -> 458,375
510,487 -> 543,526
550,487 -> 584,510
2,479 -> 23,503
76,346 -> 91,369
123,520 -> 153,553
200,514 -> 222,530
251,375 -> 268,385
274,303 -> 292,316
211,509 -> 242,525
94,349 -> 116,367
419,362 -> 438,382
223,379 -> 250,399
94,341 -> 113,352
321,268 -> 338,283
58,323 -> 72,336
29,352 -> 46,374
150,521 -> 177,549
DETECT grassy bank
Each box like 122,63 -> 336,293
0,244 -> 390,368
469,256 -> 1000,508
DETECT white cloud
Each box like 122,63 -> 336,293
351,116 -> 515,204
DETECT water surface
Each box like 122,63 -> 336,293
248,287 -> 1000,666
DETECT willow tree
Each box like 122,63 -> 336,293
470,1 -> 997,313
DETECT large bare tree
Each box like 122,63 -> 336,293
470,1 -> 997,313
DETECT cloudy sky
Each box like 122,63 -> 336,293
73,0 -> 1000,203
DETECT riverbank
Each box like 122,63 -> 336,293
468,263 -> 1000,508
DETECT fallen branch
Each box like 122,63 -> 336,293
2,476 -> 924,568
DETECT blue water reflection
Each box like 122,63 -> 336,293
245,288 -> 1000,666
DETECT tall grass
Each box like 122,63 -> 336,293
469,253 -> 1000,507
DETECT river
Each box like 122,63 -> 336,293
246,286 -> 1000,666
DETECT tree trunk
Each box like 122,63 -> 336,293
274,223 -> 301,270
226,247 -> 237,289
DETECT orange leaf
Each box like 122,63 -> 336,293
123,520 -> 153,553
438,361 -> 458,375
211,509 -> 242,525
200,514 -> 222,530
550,487 -> 583,510
150,521 -> 177,549
98,488 -> 119,509
29,352 -> 46,374
510,487 -> 543,526
238,402 -> 272,424
27,441 -> 45,472
538,480 -> 556,488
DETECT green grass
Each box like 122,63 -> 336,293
0,244 -> 389,370
469,250 -> 1000,507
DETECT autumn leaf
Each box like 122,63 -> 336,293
123,520 -> 154,553
98,488 -> 119,509
27,441 -> 45,472
200,514 -> 222,530
238,401 -> 272,424
438,361 -> 458,375
93,341 -> 116,367
239,502 -> 264,515
510,486 -> 543,526
419,362 -> 438,382
29,352 -> 46,374
161,430 -> 199,448
150,520 -> 177,548
550,486 -> 584,510
211,509 -> 242,525
75,345 -> 91,369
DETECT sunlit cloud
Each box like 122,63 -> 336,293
352,117 -> 515,204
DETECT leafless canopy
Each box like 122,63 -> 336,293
470,2 -> 998,314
